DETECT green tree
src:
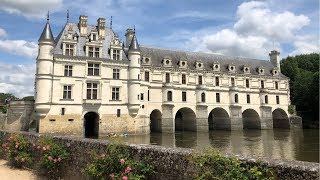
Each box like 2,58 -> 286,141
281,53 -> 319,126
22,96 -> 34,101
0,93 -> 17,104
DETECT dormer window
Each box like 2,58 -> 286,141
272,67 -> 279,76
65,44 -> 74,56
228,64 -> 236,73
243,65 -> 250,74
212,63 -> 220,71
92,34 -> 97,41
162,57 -> 172,67
257,67 -> 265,75
142,57 -> 151,65
112,49 -> 120,60
179,59 -> 187,68
195,62 -> 203,70
110,36 -> 123,61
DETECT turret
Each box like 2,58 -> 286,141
35,15 -> 54,117
127,34 -> 141,117
269,50 -> 281,72
125,28 -> 134,48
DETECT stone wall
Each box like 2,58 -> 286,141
0,130 -> 318,179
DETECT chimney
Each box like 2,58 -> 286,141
79,15 -> 88,36
97,18 -> 106,39
269,50 -> 281,72
125,28 -> 134,48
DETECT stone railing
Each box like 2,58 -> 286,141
0,130 -> 318,179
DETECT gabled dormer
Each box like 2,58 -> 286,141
228,64 -> 236,73
212,62 -> 220,72
195,61 -> 204,70
110,35 -> 123,60
178,58 -> 188,69
62,25 -> 77,56
162,56 -> 172,67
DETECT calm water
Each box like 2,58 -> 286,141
105,129 -> 319,163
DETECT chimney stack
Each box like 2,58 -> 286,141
97,18 -> 106,39
79,15 -> 88,36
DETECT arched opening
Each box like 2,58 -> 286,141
273,108 -> 290,129
167,91 -> 172,101
150,109 -> 162,132
84,112 -> 99,138
201,92 -> 206,102
175,107 -> 196,131
242,109 -> 261,129
208,108 -> 231,130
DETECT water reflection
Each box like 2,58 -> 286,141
105,129 -> 319,163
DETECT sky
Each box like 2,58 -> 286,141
0,0 -> 319,98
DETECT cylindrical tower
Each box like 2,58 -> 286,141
34,18 -> 55,117
127,34 -> 141,117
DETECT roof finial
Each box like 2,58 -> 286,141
110,16 -> 113,29
67,10 -> 69,23
47,11 -> 50,22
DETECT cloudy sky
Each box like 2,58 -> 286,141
0,0 -> 318,97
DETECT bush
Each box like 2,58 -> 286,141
189,148 -> 274,180
1,133 -> 33,168
36,137 -> 70,179
288,105 -> 295,115
85,143 -> 154,179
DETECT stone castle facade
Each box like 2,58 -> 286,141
34,15 -> 298,138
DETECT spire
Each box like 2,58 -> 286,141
67,10 -> 69,23
110,16 -> 113,29
39,12 -> 54,43
128,34 -> 140,52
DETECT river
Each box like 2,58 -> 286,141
104,129 -> 319,163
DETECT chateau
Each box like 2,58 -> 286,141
34,15 -> 297,138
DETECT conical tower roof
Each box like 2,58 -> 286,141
38,22 -> 54,43
128,34 -> 140,52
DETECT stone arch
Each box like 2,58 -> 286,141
175,107 -> 196,131
84,111 -> 99,138
208,108 -> 230,130
150,109 -> 162,132
242,109 -> 261,129
273,108 -> 290,129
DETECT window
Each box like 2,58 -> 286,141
215,77 -> 219,86
231,78 -> 235,86
88,63 -> 100,76
148,90 -> 150,101
165,73 -> 170,83
261,80 -> 265,89
167,91 -> 172,101
265,95 -> 268,104
275,81 -> 278,89
92,34 -> 97,41
145,71 -> 149,82
65,44 -> 74,56
198,75 -> 203,85
182,74 -> 186,84
112,87 -> 120,100
141,93 -> 144,100
235,94 -> 238,103
64,65 -> 73,77
86,83 -> 98,99
112,49 -> 120,60
201,93 -> 206,102
61,108 -> 65,115
117,109 -> 121,117
88,46 -> 99,57
246,79 -> 250,88
182,91 -> 187,102
63,85 -> 72,99
276,96 -> 280,104
247,94 -> 250,104
113,69 -> 120,79
216,93 -> 220,103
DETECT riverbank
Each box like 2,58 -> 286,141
0,130 -> 319,179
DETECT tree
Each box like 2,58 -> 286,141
281,53 -> 319,125
22,96 -> 34,101
0,93 -> 17,104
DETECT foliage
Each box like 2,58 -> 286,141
1,133 -> 33,168
281,53 -> 319,122
37,137 -> 70,179
22,96 -> 34,101
85,143 -> 154,179
0,93 -> 17,103
0,105 -> 8,114
288,105 -> 295,115
189,148 -> 274,180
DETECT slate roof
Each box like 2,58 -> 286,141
39,22 -> 54,42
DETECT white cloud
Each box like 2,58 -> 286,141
0,62 -> 35,98
290,35 -> 320,55
187,1 -> 314,59
0,0 -> 63,19
0,39 -> 38,58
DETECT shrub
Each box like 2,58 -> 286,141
189,148 -> 274,180
37,137 -> 70,179
1,133 -> 32,168
288,105 -> 295,115
85,143 -> 154,179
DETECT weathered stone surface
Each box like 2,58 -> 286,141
0,130 -> 318,179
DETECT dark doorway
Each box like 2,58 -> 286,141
150,109 -> 162,132
84,112 -> 99,138
175,108 -> 196,131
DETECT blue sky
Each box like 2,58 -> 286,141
0,0 -> 318,97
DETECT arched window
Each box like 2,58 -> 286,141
265,95 -> 268,104
201,92 -> 206,102
167,91 -> 172,101
235,94 -> 238,103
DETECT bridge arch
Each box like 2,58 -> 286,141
242,109 -> 261,129
175,107 -> 196,131
273,108 -> 290,129
208,108 -> 230,130
150,109 -> 162,132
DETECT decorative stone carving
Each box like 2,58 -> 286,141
228,64 -> 236,73
257,66 -> 265,75
195,61 -> 204,70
